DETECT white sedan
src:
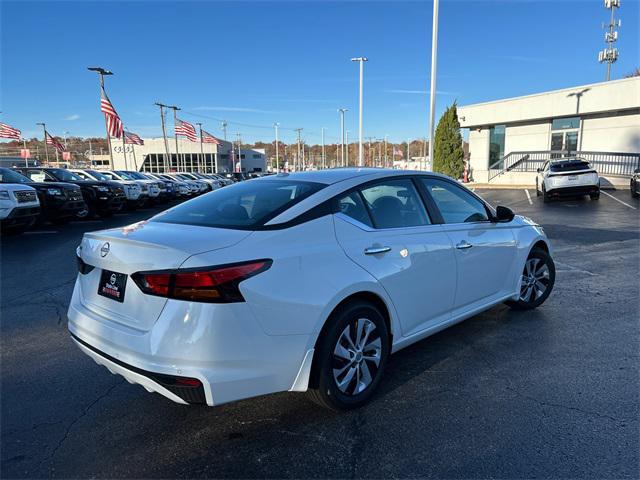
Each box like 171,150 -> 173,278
536,158 -> 600,202
68,169 -> 555,410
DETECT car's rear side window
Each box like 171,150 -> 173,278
152,179 -> 325,229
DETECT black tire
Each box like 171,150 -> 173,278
631,180 -> 639,198
535,179 -> 541,197
308,301 -> 390,411
506,248 -> 555,310
542,185 -> 550,203
590,191 -> 600,200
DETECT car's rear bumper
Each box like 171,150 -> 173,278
67,280 -> 312,406
546,185 -> 600,197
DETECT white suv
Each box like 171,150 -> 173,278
0,183 -> 41,233
536,158 -> 600,202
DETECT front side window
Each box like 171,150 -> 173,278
359,179 -> 430,229
421,178 -> 489,224
152,179 -> 324,229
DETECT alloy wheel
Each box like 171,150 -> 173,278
520,257 -> 550,302
332,318 -> 382,395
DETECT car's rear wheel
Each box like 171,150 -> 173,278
308,301 -> 390,411
535,179 -> 541,197
630,180 -> 638,198
542,184 -> 550,203
590,191 -> 600,200
506,249 -> 555,310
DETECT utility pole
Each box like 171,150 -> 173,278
196,123 -> 205,172
384,135 -> 388,168
366,137 -> 374,167
321,127 -> 326,169
338,108 -> 347,167
294,128 -> 303,172
346,131 -> 350,167
121,127 -> 128,170
87,67 -> 115,169
599,0 -> 621,81
168,105 -> 181,170
274,122 -> 280,172
351,57 -> 368,166
427,0 -> 439,171
221,121 -> 228,141
155,102 -> 171,172
236,132 -> 242,172
36,122 -> 49,163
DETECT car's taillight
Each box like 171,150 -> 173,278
131,259 -> 272,303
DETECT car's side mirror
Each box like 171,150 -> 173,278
494,205 -> 515,223
536,168 -> 541,173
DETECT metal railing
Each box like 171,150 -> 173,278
488,150 -> 640,182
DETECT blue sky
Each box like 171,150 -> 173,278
1,0 -> 638,145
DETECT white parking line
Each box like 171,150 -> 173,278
600,190 -> 637,210
524,189 -> 533,205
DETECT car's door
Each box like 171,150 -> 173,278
333,177 -> 457,337
419,177 -> 517,313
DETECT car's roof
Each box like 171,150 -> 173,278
260,168 -> 442,185
550,157 -> 587,163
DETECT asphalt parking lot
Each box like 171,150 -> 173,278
2,188 -> 639,479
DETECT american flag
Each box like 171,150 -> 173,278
0,122 -> 21,140
175,118 -> 197,142
124,131 -> 144,145
201,129 -> 221,144
100,86 -> 123,138
45,132 -> 66,152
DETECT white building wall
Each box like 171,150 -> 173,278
580,112 -> 640,152
504,121 -> 551,153
467,128 -> 490,182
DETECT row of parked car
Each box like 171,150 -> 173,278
0,167 -> 235,234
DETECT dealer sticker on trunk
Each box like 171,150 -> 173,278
98,270 -> 127,303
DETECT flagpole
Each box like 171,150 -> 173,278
36,123 -> 49,163
99,73 -> 113,169
155,103 -> 171,172
197,123 -> 204,173
131,144 -> 138,171
23,138 -> 28,167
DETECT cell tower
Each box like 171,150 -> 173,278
598,0 -> 621,81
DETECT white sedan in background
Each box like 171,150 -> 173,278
536,157 -> 600,202
69,169 -> 555,411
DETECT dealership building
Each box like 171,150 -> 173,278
458,76 -> 640,184
90,137 -> 267,174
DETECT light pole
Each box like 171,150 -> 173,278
427,0 -> 439,169
351,57 -> 368,167
346,130 -> 350,166
36,122 -> 49,163
221,121 -> 228,141
274,122 -> 280,172
294,128 -> 303,171
87,67 -> 114,168
196,122 -> 205,172
384,135 -> 388,168
338,108 -> 347,167
168,105 -> 181,170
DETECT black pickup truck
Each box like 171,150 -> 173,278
16,167 -> 125,217
1,167 -> 87,224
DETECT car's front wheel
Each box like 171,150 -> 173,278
506,248 -> 555,310
308,301 -> 390,411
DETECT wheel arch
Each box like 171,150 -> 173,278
307,290 -> 394,389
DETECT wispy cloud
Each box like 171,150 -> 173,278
64,114 -> 80,121
491,55 -> 547,63
385,89 -> 458,95
191,106 -> 282,114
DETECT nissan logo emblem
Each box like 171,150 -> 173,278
100,242 -> 110,257
110,274 -> 117,285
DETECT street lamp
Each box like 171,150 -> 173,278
87,67 -> 114,168
338,108 -> 348,167
427,0 -> 439,169
351,57 -> 368,167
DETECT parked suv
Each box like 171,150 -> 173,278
536,158 -> 600,202
70,169 -> 143,210
0,167 -> 86,224
0,181 -> 40,233
16,167 -> 126,217
114,171 -> 162,203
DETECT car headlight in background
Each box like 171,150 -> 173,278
0,191 -> 10,200
46,188 -> 63,196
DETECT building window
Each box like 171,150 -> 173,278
253,154 -> 262,159
551,117 -> 580,130
489,125 -> 506,168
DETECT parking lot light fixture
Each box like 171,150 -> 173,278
351,57 -> 368,167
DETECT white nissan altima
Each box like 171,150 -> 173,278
68,169 -> 555,410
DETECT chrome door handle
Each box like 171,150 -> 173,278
364,246 -> 391,255
456,241 -> 473,250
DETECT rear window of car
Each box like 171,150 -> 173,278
152,179 -> 325,229
550,160 -> 591,172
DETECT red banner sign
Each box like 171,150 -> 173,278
20,148 -> 30,159
62,151 -> 71,161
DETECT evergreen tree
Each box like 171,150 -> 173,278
432,102 -> 464,179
